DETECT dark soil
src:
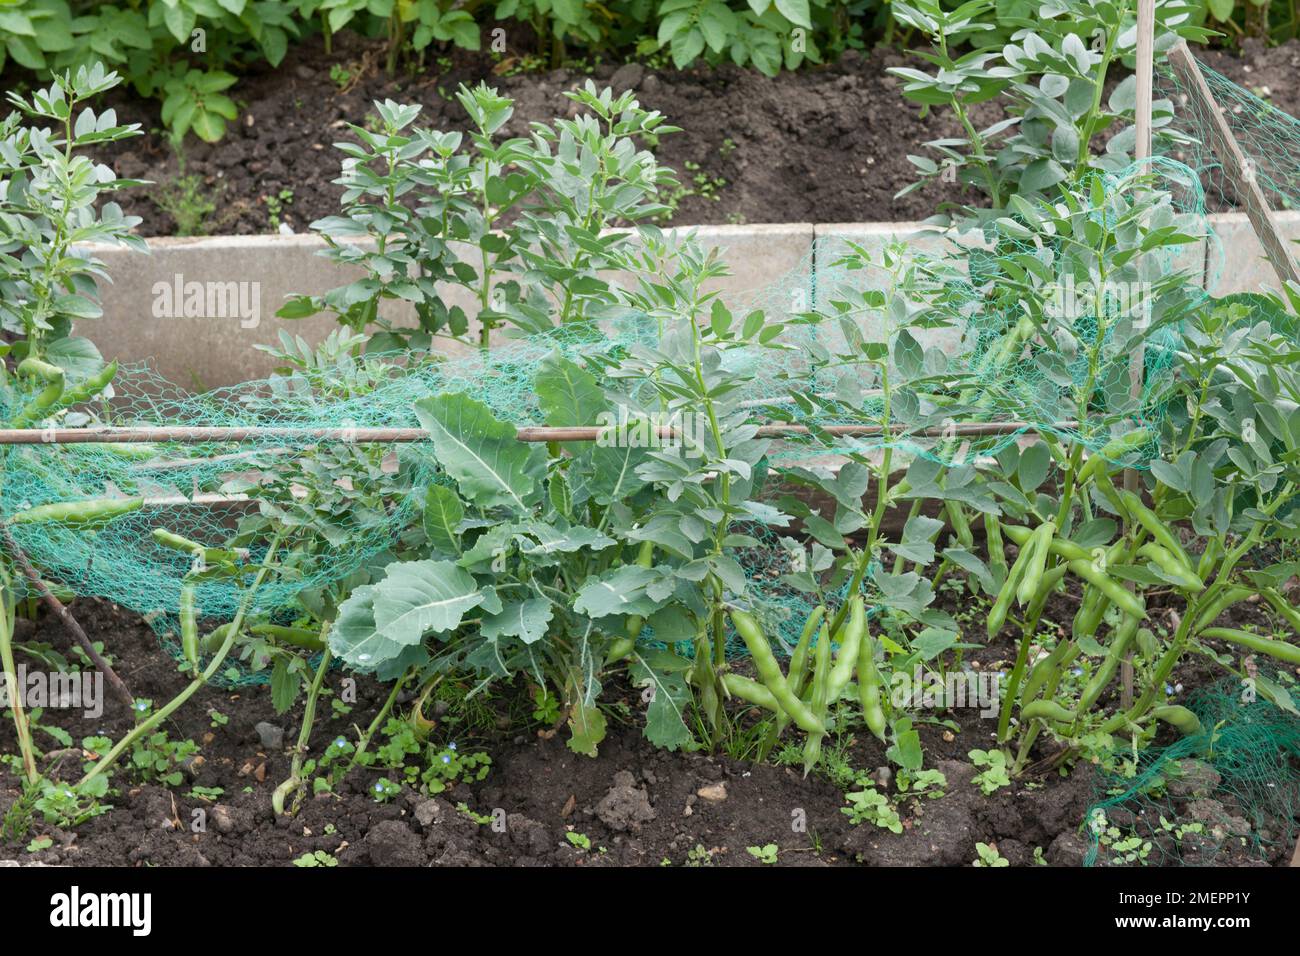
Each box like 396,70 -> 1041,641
94,36 -> 1300,238
0,573 -> 1295,867
104,34 -> 974,236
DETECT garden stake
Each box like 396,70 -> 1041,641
0,420 -> 1077,446
0,523 -> 135,711
1121,0 -> 1156,711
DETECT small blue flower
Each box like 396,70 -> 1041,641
374,782 -> 383,792
334,737 -> 347,747
1165,684 -> 1174,695
1072,668 -> 1083,677
442,755 -> 451,764
448,742 -> 457,751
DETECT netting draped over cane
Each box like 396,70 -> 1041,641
0,156 -> 1217,674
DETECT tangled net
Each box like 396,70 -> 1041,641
1084,671 -> 1300,866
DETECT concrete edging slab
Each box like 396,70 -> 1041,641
81,213 -> 1289,388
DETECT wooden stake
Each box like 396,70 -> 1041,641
1167,40 -> 1300,288
1123,0 -> 1158,711
0,420 -> 1078,446
0,524 -> 135,712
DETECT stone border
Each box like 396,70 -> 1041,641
81,213 -> 1292,388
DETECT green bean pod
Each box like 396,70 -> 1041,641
153,529 -> 206,555
856,618 -> 886,741
1066,559 -> 1145,619
773,605 -> 824,734
1200,626 -> 1300,666
1151,705 -> 1203,737
1016,522 -> 1056,607
787,604 -> 824,696
1196,537 -> 1222,582
1120,491 -> 1193,572
1191,586 -> 1253,634
1002,523 -> 1090,563
180,584 -> 200,676
1072,584 -> 1110,642
15,358 -> 66,418
827,596 -> 865,700
722,673 -> 781,713
59,361 -> 118,407
1076,613 -> 1140,714
802,621 -> 834,773
7,497 -> 144,526
1078,428 -> 1155,483
96,442 -> 159,461
249,623 -> 328,652
1019,640 -> 1077,704
945,501 -> 974,549
729,610 -> 825,735
1020,700 -> 1077,724
1262,588 -> 1300,636
984,513 -> 1007,582
1138,542 -> 1203,592
987,538 -> 1033,638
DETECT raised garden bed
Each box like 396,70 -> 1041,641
3,1 -> 1300,886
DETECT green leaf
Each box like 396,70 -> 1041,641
535,354 -> 606,426
45,336 -> 104,379
480,598 -> 553,645
1020,158 -> 1067,193
372,560 -> 484,644
887,725 -> 924,771
191,109 -> 227,143
415,393 -> 543,512
670,27 -> 705,68
1207,0 -> 1234,20
774,0 -> 812,28
573,566 -> 662,618
566,702 -> 607,756
423,484 -> 464,555
912,627 -> 959,661
580,442 -> 650,505
630,649 -> 694,751
271,658 -> 299,715
1018,441 -> 1051,491
330,561 -> 484,669
889,514 -> 944,565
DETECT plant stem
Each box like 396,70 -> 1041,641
347,669 -> 410,773
272,631 -> 333,817
996,588 -> 1051,744
78,533 -> 285,789
0,577 -> 38,784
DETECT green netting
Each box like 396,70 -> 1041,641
1084,672 -> 1300,867
1157,55 -> 1300,300
0,154 -> 1215,683
1159,57 -> 1300,217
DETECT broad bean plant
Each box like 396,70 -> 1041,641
279,82 -> 677,351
